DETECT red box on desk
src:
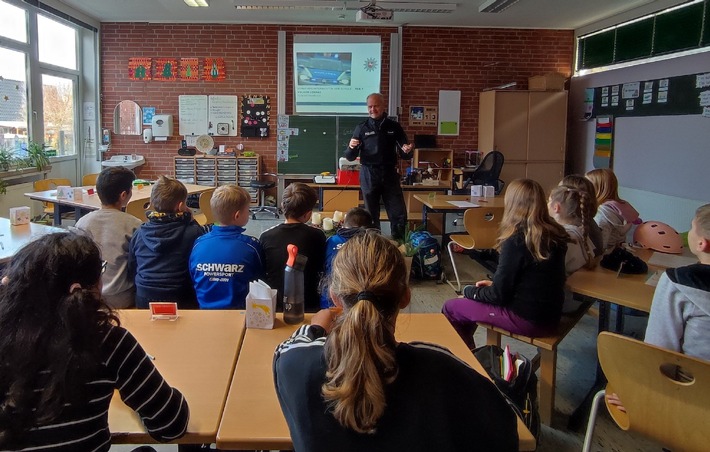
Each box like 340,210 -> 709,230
337,170 -> 360,186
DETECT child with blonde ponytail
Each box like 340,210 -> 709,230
274,231 -> 517,452
548,184 -> 596,274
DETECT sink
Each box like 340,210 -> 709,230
102,154 -> 145,170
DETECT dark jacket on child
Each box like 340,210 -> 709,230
129,211 -> 204,309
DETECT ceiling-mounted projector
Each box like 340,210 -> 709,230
356,6 -> 393,22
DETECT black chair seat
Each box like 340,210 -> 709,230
250,180 -> 276,190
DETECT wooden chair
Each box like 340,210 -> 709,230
193,188 -> 215,226
479,298 -> 594,425
33,178 -> 72,221
583,332 -> 710,452
81,173 -> 99,186
125,199 -> 151,222
446,206 -> 503,293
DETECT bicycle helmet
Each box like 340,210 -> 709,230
633,221 -> 683,254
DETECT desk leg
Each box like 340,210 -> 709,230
568,299 -> 610,431
53,205 -> 61,226
421,205 -> 428,230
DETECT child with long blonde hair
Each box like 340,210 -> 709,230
585,168 -> 642,252
274,231 -> 517,451
443,179 -> 569,348
548,185 -> 596,273
559,174 -> 604,256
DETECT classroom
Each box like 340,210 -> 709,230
0,0 -> 709,451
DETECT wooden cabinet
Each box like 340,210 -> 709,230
478,90 -> 567,192
174,155 -> 260,204
412,148 -> 454,187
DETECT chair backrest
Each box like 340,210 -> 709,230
461,151 -> 505,192
33,178 -> 72,192
195,188 -> 215,225
82,173 -> 99,186
598,332 -> 710,451
463,206 -> 504,249
125,199 -> 151,221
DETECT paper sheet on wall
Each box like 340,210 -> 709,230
179,95 -> 208,136
208,95 -> 238,136
438,90 -> 460,136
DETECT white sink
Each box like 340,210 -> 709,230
102,154 -> 145,170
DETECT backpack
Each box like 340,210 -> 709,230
409,231 -> 442,280
473,345 -> 541,441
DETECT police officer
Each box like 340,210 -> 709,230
345,93 -> 413,240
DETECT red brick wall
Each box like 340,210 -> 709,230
101,24 -> 573,178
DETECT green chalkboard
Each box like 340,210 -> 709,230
593,72 -> 707,118
277,116 -> 367,174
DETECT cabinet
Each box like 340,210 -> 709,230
173,155 -> 260,204
411,148 -> 454,187
478,90 -> 567,193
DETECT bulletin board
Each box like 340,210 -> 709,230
178,95 -> 209,136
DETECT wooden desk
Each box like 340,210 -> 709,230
308,182 -> 450,212
109,310 -> 246,444
216,313 -> 535,451
413,193 -> 505,245
0,218 -> 63,264
25,183 -> 213,225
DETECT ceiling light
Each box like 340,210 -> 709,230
184,0 -> 209,7
234,1 -> 455,13
478,0 -> 520,13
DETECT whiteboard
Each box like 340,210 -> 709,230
179,95 -> 208,136
208,95 -> 238,136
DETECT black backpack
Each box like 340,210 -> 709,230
410,231 -> 442,280
474,345 -> 541,442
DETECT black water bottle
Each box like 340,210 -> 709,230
283,244 -> 306,324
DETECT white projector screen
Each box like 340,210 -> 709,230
293,35 -> 381,115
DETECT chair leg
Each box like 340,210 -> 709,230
485,329 -> 501,347
538,348 -> 557,425
445,241 -> 461,293
581,390 -> 607,452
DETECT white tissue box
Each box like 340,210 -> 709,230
483,185 -> 495,197
246,280 -> 277,329
56,186 -> 72,199
9,206 -> 31,225
470,185 -> 483,197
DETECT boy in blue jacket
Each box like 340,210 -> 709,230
129,176 -> 204,309
190,185 -> 264,309
320,207 -> 373,308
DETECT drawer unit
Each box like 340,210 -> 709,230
175,155 -> 261,204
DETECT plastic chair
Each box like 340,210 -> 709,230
582,332 -> 710,452
446,206 -> 503,292
82,173 -> 99,186
249,173 -> 279,220
455,150 -> 505,195
193,188 -> 215,226
33,178 -> 73,222
125,199 -> 151,222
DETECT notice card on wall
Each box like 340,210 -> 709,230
438,90 -> 460,136
179,95 -> 208,136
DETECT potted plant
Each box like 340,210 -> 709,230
395,222 -> 424,279
0,142 -> 51,195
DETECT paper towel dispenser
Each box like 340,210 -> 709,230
151,115 -> 173,140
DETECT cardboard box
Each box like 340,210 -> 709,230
529,72 -> 566,91
9,206 -> 31,225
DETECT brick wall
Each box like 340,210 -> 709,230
101,24 -> 573,178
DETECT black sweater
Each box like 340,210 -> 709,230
344,115 -> 412,167
471,232 -> 567,327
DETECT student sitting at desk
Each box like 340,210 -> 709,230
274,231 -> 518,452
0,233 -> 189,451
443,179 -> 569,348
75,166 -> 142,309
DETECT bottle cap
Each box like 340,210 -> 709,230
286,244 -> 298,268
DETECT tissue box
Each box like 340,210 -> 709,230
246,280 -> 277,329
470,185 -> 483,197
9,206 -> 31,225
337,169 -> 359,186
72,188 -> 83,201
483,185 -> 495,197
56,186 -> 72,199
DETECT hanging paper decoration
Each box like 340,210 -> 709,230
154,58 -> 177,82
204,58 -> 226,81
241,95 -> 270,137
180,58 -> 199,81
593,116 -> 613,169
128,58 -> 152,81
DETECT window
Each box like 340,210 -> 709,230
577,0 -> 710,72
38,14 -> 77,70
0,0 -> 27,43
42,74 -> 76,156
0,47 -> 28,151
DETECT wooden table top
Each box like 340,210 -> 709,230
566,249 -> 670,312
109,309 -> 246,444
216,313 -> 535,451
25,183 -> 213,212
0,218 -> 63,263
413,193 -> 506,210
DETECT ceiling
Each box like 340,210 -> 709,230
55,0 -> 684,30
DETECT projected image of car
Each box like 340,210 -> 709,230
297,53 -> 352,85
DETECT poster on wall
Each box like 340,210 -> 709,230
128,58 -> 152,80
438,90 -> 460,136
180,58 -> 200,81
593,116 -> 613,169
410,106 -> 424,126
154,58 -> 177,81
241,95 -> 270,137
204,58 -> 226,81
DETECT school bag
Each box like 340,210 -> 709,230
409,231 -> 442,280
473,345 -> 541,442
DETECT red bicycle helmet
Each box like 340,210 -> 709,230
633,221 -> 683,254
